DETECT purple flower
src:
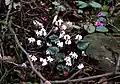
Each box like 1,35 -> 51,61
97,12 -> 103,17
95,20 -> 104,26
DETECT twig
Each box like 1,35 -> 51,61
8,17 -> 47,82
50,72 -> 120,83
0,67 -> 15,83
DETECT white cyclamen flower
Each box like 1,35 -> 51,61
13,2 -> 21,9
46,50 -> 50,55
61,25 -> 67,30
40,28 -> 47,36
64,56 -> 72,66
77,64 -> 84,69
46,43 -> 52,46
21,63 -> 27,67
64,34 -> 71,40
75,35 -> 82,40
35,30 -> 42,37
59,31 -> 65,38
37,40 -> 42,46
47,56 -> 54,62
57,19 -> 63,26
40,57 -> 44,62
57,41 -> 63,47
52,15 -> 58,24
65,39 -> 71,45
33,20 -> 44,28
5,0 -> 10,5
69,52 -> 78,59
66,61 -> 72,66
42,59 -> 48,66
31,55 -> 37,62
28,37 -> 35,43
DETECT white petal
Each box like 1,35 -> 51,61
46,43 -> 52,46
52,15 -> 58,24
65,40 -> 71,45
47,56 -> 54,62
64,34 -> 70,40
57,41 -> 63,47
40,57 -> 44,62
61,25 -> 67,30
42,59 -> 48,66
37,40 -> 42,46
31,55 -> 37,62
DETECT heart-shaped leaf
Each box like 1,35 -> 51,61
47,46 -> 59,55
76,1 -> 88,8
96,26 -> 108,32
56,53 -> 65,63
89,1 -> 102,8
55,5 -> 66,11
84,24 -> 95,33
49,34 -> 59,42
77,40 -> 90,50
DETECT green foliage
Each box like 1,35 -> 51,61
84,23 -> 95,33
89,1 -> 102,8
47,46 -> 59,55
77,40 -> 90,50
96,26 -> 108,32
49,34 -> 59,42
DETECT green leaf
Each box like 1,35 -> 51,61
73,25 -> 81,29
76,1 -> 88,8
56,53 -> 65,63
84,24 -> 95,33
47,46 -> 59,55
55,5 -> 66,11
49,34 -> 59,42
89,1 -> 101,8
101,12 -> 108,16
52,1 -> 60,6
78,10 -> 83,13
98,17 -> 107,22
96,26 -> 108,32
77,40 -> 90,50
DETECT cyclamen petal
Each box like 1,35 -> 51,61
47,56 -> 54,62
37,40 -> 42,46
65,40 -> 71,45
64,34 -> 70,40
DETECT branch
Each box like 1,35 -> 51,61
50,72 -> 120,83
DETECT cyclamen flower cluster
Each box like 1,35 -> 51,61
28,20 -> 47,46
64,51 -> 84,69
